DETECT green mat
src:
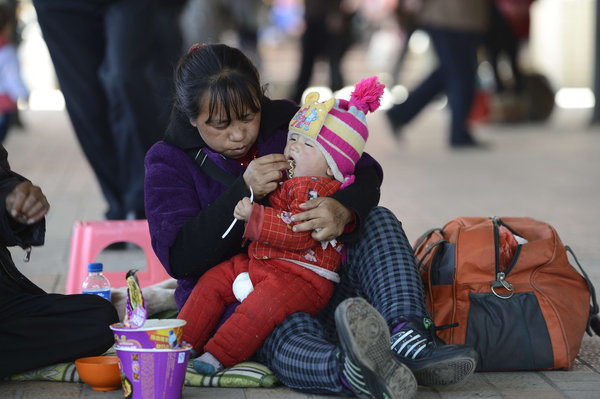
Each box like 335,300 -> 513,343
6,359 -> 279,388
6,310 -> 279,388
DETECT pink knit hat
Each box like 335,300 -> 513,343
288,76 -> 385,188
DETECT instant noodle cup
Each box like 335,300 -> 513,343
110,319 -> 186,349
116,345 -> 191,399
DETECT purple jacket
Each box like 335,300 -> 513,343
144,98 -> 383,309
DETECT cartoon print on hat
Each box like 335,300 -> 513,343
289,93 -> 335,139
288,76 -> 385,189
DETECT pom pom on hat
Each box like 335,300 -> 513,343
288,76 -> 385,188
349,76 -> 386,114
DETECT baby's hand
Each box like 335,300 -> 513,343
234,197 -> 253,222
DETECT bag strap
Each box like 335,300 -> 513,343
565,245 -> 600,336
413,227 -> 443,250
187,148 -> 237,187
414,239 -> 446,273
413,227 -> 444,272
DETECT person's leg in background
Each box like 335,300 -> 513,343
291,17 -> 325,104
33,0 -> 125,220
149,0 -> 185,135
101,0 -> 161,219
429,27 -> 481,147
385,55 -> 445,134
327,36 -> 346,93
327,13 -> 352,94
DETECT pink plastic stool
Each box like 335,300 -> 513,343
66,220 -> 171,294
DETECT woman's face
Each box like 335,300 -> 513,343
190,93 -> 261,159
283,133 -> 332,179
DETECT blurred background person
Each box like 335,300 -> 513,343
0,2 -> 28,143
149,0 -> 186,132
226,0 -> 269,68
180,0 -> 227,49
290,0 -> 357,104
483,0 -> 535,95
180,0 -> 268,68
31,0 -> 174,223
386,0 -> 490,148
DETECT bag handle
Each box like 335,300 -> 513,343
414,239 -> 446,273
413,227 -> 444,273
565,245 -> 600,336
413,227 -> 443,250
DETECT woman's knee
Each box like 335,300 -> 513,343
355,206 -> 407,247
346,206 -> 412,266
365,206 -> 401,227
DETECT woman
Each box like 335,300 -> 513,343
144,43 -> 476,397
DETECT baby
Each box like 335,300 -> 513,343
177,76 -> 385,374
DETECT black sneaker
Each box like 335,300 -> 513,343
335,298 -> 417,399
390,317 -> 477,387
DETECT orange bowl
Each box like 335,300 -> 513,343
75,356 -> 121,391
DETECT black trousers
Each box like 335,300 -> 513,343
32,0 -> 162,220
0,278 -> 119,378
291,17 -> 350,104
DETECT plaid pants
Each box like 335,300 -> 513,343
255,207 -> 427,393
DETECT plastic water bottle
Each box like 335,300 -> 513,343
81,262 -> 111,301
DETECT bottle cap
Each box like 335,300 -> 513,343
87,262 -> 103,273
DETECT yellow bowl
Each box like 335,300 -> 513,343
75,356 -> 121,391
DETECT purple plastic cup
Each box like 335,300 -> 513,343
116,344 -> 191,399
110,319 -> 186,349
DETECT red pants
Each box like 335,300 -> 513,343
178,253 -> 334,367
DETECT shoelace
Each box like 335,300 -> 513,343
391,327 -> 430,360
342,357 -> 370,396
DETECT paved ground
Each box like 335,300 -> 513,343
1,40 -> 600,398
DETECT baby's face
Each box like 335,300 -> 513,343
284,133 -> 332,179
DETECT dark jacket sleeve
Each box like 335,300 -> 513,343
329,151 -> 382,243
168,175 -> 249,278
0,145 -> 45,248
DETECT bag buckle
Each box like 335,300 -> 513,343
490,272 -> 514,299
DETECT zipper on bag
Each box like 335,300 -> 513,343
490,217 -> 515,299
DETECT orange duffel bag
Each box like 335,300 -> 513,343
413,216 -> 599,371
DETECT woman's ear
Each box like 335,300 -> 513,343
189,118 -> 197,127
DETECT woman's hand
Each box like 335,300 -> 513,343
291,197 -> 352,242
5,181 -> 50,225
243,154 -> 291,200
234,197 -> 253,222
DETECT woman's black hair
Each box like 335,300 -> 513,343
172,43 -> 265,126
